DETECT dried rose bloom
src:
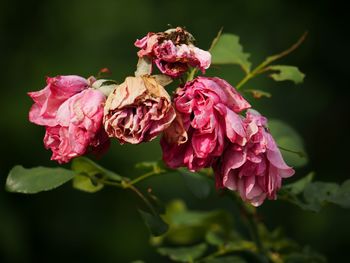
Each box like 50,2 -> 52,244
104,76 -> 176,144
135,27 -> 211,77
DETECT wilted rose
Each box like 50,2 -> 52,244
104,76 -> 176,144
28,75 -> 110,163
161,76 -> 250,171
214,110 -> 295,206
28,75 -> 89,126
135,27 -> 211,77
43,89 -> 109,163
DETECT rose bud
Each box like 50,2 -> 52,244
135,27 -> 211,77
214,110 -> 295,206
28,75 -> 89,126
161,76 -> 251,171
28,75 -> 110,163
103,76 -> 176,144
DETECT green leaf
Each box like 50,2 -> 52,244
179,168 -> 211,199
284,247 -> 327,263
204,256 -> 247,263
6,165 -> 75,194
72,174 -> 104,193
138,209 -> 168,237
282,173 -> 314,195
205,227 -> 226,246
163,200 -> 234,245
157,243 -> 207,262
303,182 -> 339,212
329,179 -> 350,208
281,178 -> 350,212
268,65 -> 305,84
225,240 -> 256,252
71,157 -> 122,182
210,33 -> 251,73
268,119 -> 308,168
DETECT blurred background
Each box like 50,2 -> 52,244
1,0 -> 349,262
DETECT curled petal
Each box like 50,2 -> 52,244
104,76 -> 175,144
214,109 -> 295,206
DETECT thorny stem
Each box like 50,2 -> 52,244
236,32 -> 308,90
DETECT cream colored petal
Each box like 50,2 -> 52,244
142,76 -> 171,101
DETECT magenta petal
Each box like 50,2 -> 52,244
214,108 -> 295,206
28,75 -> 88,127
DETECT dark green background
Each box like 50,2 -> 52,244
1,0 -> 349,262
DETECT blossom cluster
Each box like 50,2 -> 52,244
28,27 -> 294,206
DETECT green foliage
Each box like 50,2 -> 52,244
159,200 -> 233,245
210,33 -> 251,73
72,174 -> 104,193
179,168 -> 212,199
268,65 -> 305,84
283,247 -> 327,263
281,174 -> 350,212
204,256 -> 247,263
152,199 -> 327,262
157,243 -> 207,262
6,165 -> 75,194
138,209 -> 169,237
71,157 -> 122,182
205,225 -> 227,246
268,119 -> 308,168
282,173 -> 314,195
258,224 -> 298,252
302,182 -> 339,212
328,180 -> 350,208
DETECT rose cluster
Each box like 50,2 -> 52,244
28,27 -> 294,206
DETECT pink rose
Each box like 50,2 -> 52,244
44,89 -> 109,164
28,75 -> 89,126
161,77 -> 251,171
135,27 -> 211,77
103,76 -> 176,144
28,75 -> 110,163
214,110 -> 295,206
